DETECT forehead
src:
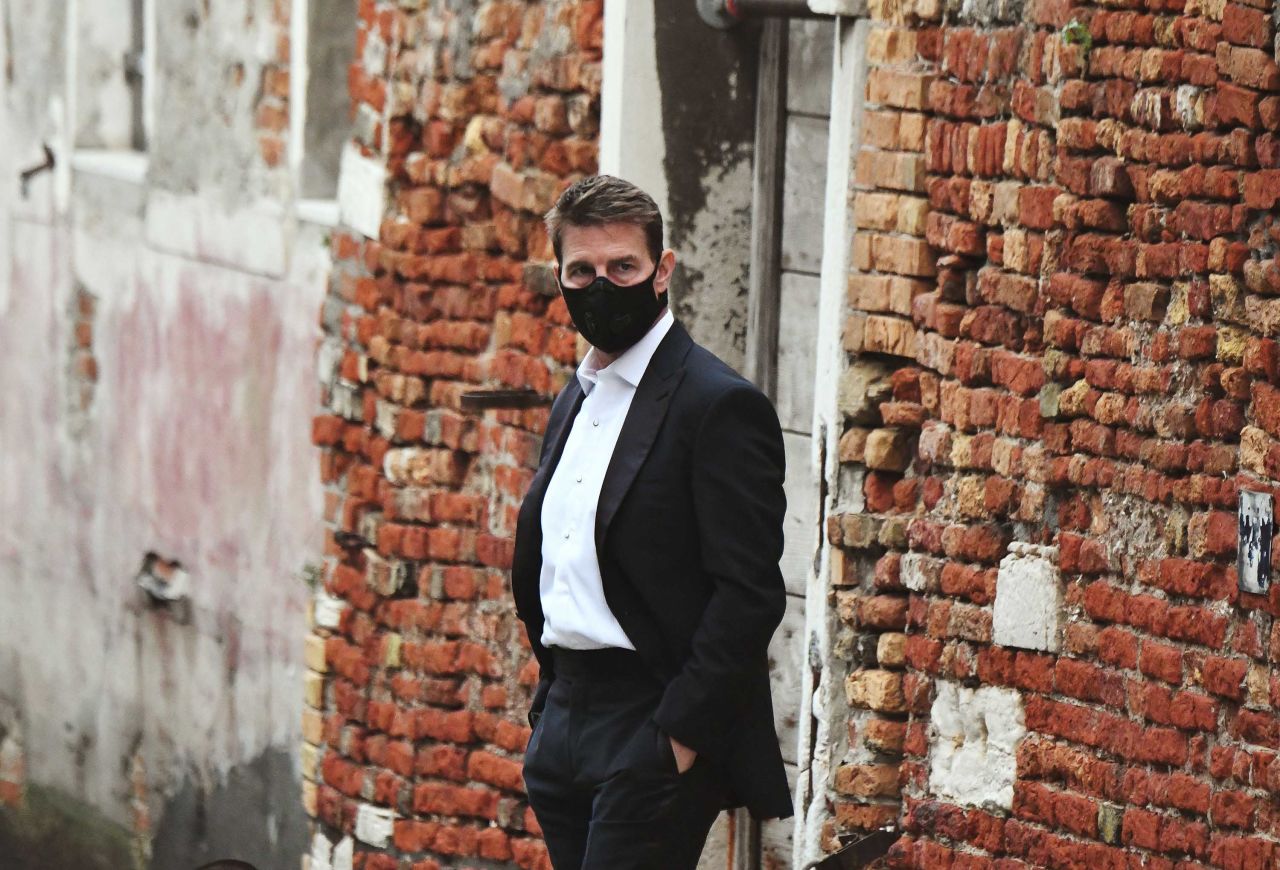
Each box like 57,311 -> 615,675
559,222 -> 650,263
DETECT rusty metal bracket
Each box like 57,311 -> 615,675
697,0 -> 829,28
460,388 -> 553,413
806,829 -> 899,869
19,143 -> 54,197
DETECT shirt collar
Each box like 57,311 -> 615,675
575,306 -> 675,394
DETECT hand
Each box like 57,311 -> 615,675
669,735 -> 697,773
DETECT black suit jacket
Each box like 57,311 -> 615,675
511,317 -> 794,820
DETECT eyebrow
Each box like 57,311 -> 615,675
564,255 -> 640,270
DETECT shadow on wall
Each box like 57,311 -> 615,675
148,749 -> 308,870
0,749 -> 305,870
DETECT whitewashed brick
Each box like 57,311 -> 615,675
928,681 -> 1025,809
992,543 -> 1063,652
355,803 -> 395,848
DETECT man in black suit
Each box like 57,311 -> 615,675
512,175 -> 792,869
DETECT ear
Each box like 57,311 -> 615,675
653,248 -> 676,297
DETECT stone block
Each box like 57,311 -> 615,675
878,632 -> 907,667
302,709 -> 324,745
992,542 -> 1063,652
835,763 -> 901,798
313,589 -> 345,629
355,803 -> 395,847
305,633 -> 328,672
300,742 -> 319,781
863,718 -> 907,754
901,551 -> 942,592
866,69 -> 934,110
868,234 -> 937,277
928,680 -> 1025,809
865,427 -> 913,471
866,27 -> 919,65
304,672 -> 325,708
338,144 -> 388,240
840,513 -> 885,549
855,149 -> 926,193
839,426 -> 870,462
854,192 -> 901,231
364,549 -> 410,597
863,315 -> 918,357
838,359 -> 896,424
845,669 -> 906,712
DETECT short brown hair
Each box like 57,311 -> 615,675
544,175 -> 664,264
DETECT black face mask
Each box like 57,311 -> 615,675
555,262 -> 668,354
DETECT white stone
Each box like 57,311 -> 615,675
309,831 -> 333,870
338,143 -> 388,240
900,551 -> 937,592
332,836 -> 354,870
992,543 -> 1063,652
355,803 -> 395,847
313,589 -> 345,630
928,681 -> 1025,809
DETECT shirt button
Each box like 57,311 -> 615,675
576,475 -> 583,483
563,529 -> 570,539
592,419 -> 599,427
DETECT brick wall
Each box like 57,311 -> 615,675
304,0 -> 600,867
833,0 -> 1280,865
255,0 -> 293,170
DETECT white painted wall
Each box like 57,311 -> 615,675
795,16 -> 871,870
0,3 -> 333,862
599,0 -> 671,219
0,168 -> 330,829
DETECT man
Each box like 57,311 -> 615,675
511,175 -> 792,869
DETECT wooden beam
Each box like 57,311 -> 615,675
738,20 -> 788,869
744,18 -> 788,403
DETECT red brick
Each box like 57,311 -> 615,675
1140,641 -> 1184,684
1210,789 -> 1256,829
1202,656 -> 1248,700
1221,3 -> 1271,47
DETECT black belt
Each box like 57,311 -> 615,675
550,645 -> 659,683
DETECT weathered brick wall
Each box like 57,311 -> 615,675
305,1 -> 600,867
255,0 -> 293,172
833,0 -> 1280,865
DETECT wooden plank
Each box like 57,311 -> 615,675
741,21 -> 790,869
776,273 -> 821,434
744,18 -> 788,403
781,115 -> 830,275
781,430 -> 819,596
768,593 -> 807,766
787,18 -> 836,117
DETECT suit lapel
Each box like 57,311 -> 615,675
594,320 -> 693,556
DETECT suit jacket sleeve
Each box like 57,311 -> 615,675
652,383 -> 788,758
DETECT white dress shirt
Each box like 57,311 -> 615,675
539,306 -> 676,650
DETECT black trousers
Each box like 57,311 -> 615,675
521,647 -> 728,870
